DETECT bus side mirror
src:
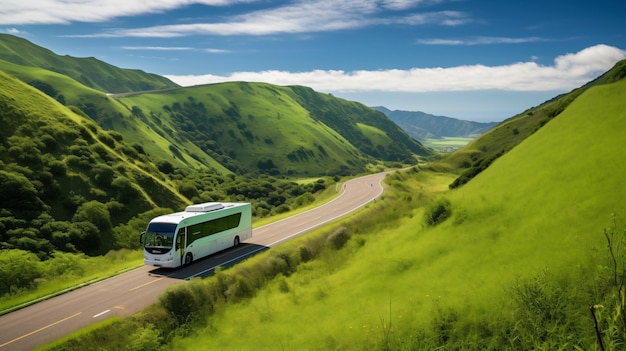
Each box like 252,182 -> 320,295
139,231 -> 145,244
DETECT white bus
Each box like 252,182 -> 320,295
140,202 -> 252,268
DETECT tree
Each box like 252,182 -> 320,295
72,201 -> 114,254
92,164 -> 115,186
0,170 -> 45,217
157,160 -> 174,174
111,176 -> 141,204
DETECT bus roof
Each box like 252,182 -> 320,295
149,202 -> 248,224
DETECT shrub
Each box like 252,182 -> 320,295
299,245 -> 313,263
111,176 -> 140,203
226,277 -> 252,303
97,132 -> 115,148
0,249 -> 43,296
177,181 -> 199,200
292,192 -> 315,209
326,226 -> 350,249
159,286 -> 198,326
47,159 -> 67,176
128,324 -> 162,351
424,198 -> 452,226
274,204 -> 290,214
156,160 -> 174,174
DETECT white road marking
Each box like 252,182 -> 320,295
92,310 -> 110,318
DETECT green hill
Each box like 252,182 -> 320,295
0,71 -> 188,255
0,34 -> 178,93
117,82 -> 428,176
52,66 -> 626,349
444,59 -> 626,188
0,57 -> 226,172
0,34 -> 430,177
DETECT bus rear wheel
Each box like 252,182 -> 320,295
233,236 -> 240,247
184,253 -> 193,266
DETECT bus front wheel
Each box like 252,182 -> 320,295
234,236 -> 240,247
184,253 -> 193,266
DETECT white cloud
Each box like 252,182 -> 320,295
108,8 -> 466,38
12,0 -> 467,38
204,48 -> 231,53
166,44 -> 626,93
122,46 -> 194,51
0,0 -> 256,25
395,11 -> 469,26
3,27 -> 23,34
380,0 -> 445,10
121,46 -> 230,53
417,36 -> 547,45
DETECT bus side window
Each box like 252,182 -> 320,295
176,228 -> 185,250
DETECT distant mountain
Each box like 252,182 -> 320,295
372,106 -> 498,140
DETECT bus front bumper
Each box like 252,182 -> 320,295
144,257 -> 177,268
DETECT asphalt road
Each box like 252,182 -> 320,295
0,171 -> 389,351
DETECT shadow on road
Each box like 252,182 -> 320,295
148,243 -> 269,280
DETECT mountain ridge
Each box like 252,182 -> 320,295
0,33 -> 179,93
372,106 -> 498,140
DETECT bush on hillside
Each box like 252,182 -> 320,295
327,226 -> 350,249
158,285 -> 202,327
0,249 -> 42,296
424,198 -> 452,226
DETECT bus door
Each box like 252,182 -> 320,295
176,227 -> 186,265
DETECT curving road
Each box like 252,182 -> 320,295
0,171 -> 390,351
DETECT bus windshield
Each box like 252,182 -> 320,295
144,222 -> 176,248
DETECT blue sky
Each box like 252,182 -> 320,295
1,0 -> 624,122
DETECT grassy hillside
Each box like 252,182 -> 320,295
118,82 -> 361,176
118,82 -> 429,176
0,71 -> 188,255
0,57 -> 225,171
288,86 -> 431,158
0,34 -> 431,177
48,75 -> 626,350
444,59 -> 626,188
0,34 -> 178,93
